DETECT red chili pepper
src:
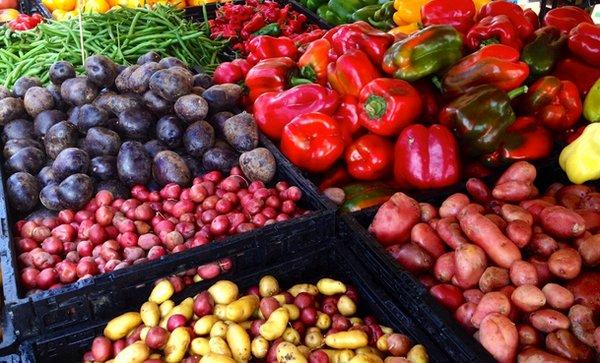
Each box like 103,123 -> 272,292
477,1 -> 536,40
543,6 -> 593,35
327,49 -> 381,98
247,36 -> 299,64
394,124 -> 461,189
499,116 -> 553,162
324,21 -> 394,65
421,0 -> 476,35
442,44 -> 529,97
553,57 -> 600,96
245,57 -> 297,102
297,39 -> 331,86
290,29 -> 326,47
333,96 -> 361,145
319,165 -> 351,190
466,15 -> 523,51
254,84 -> 340,139
280,112 -> 345,173
345,134 -> 394,181
568,22 -> 600,67
358,78 -> 422,137
240,13 -> 266,39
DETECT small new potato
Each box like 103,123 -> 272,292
190,337 -> 211,356
259,275 -> 280,297
210,321 -> 228,338
140,301 -> 160,327
209,336 -> 232,357
114,341 -> 149,363
209,280 -> 239,304
214,304 -> 227,321
283,304 -> 300,320
160,300 -> 175,317
200,354 -> 236,363
316,313 -> 331,330
164,327 -> 191,363
325,331 -> 368,349
194,315 -> 220,336
317,278 -> 347,296
150,280 -> 175,305
252,337 -> 269,359
276,342 -> 308,363
226,295 -> 259,322
282,327 -> 301,345
288,284 -> 319,297
305,328 -> 323,349
406,345 -> 429,363
104,312 -> 142,340
337,295 -> 357,316
259,307 -> 289,341
226,323 -> 251,363
349,353 -> 383,363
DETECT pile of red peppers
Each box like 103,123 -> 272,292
211,1 -> 599,208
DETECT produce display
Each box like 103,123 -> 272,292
369,161 -> 600,362
82,276 -> 429,362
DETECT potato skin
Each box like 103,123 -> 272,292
24,86 -> 54,117
117,141 -> 152,186
479,266 -> 510,293
545,329 -> 592,362
149,68 -> 193,101
478,313 -> 518,363
152,150 -> 191,187
529,309 -> 570,333
239,148 -> 276,184
0,97 -> 26,125
60,77 -> 99,106
58,173 -> 94,210
548,248 -> 582,280
85,55 -> 118,87
129,62 -> 163,94
6,147 -> 45,175
45,121 -> 78,159
4,139 -> 41,159
52,147 -> 90,180
6,172 -> 40,212
174,94 -> 209,123
540,206 -> 586,239
34,110 -> 66,138
184,121 -> 215,157
542,283 -> 574,310
518,347 -> 571,363
223,112 -> 259,153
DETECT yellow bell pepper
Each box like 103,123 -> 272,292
393,0 -> 430,26
187,0 -> 217,4
116,0 -> 143,8
473,0 -> 491,11
45,0 -> 76,12
389,22 -> 420,35
559,123 -> 600,184
0,9 -> 20,22
83,0 -> 110,13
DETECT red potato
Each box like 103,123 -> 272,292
454,243 -> 487,289
529,233 -> 559,258
419,203 -> 438,222
575,209 -> 600,233
545,329 -> 593,362
493,181 -> 535,202
260,297 -> 280,319
387,243 -> 433,274
369,192 -> 420,246
497,161 -> 537,184
428,218 -> 439,230
91,337 -> 113,361
479,266 -> 510,293
439,193 -> 470,218
471,292 -> 511,328
501,204 -> 533,226
192,291 -> 214,317
411,223 -> 445,258
540,206 -> 586,239
429,284 -> 465,311
506,221 -> 532,248
568,305 -> 596,347
435,217 -> 468,249
386,333 -> 412,356
518,347 -> 571,363
520,199 -> 555,223
529,309 -> 570,333
418,275 -> 436,288
577,234 -> 600,266
460,203 -> 485,216
595,327 -> 600,352
511,285 -> 546,313
466,178 -> 491,203
528,257 -> 552,286
548,248 -> 582,280
464,289 -> 484,304
145,326 -> 169,349
580,192 -> 600,211
510,260 -> 538,287
544,183 -> 563,197
454,302 -> 477,332
485,214 -> 507,230
458,212 -> 521,269
556,185 -> 592,207
433,252 -> 455,282
566,272 -> 600,314
479,313 -> 518,363
542,284 -> 574,310
517,324 -> 541,347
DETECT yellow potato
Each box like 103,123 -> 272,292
376,334 -> 389,352
210,321 -> 229,338
276,342 -> 307,363
160,300 -> 175,317
209,336 -> 232,357
104,312 -> 142,340
282,327 -> 301,345
149,354 -> 161,359
283,304 -> 300,320
194,315 -> 220,336
337,295 -> 356,316
160,301 -> 193,329
240,321 -> 252,330
297,345 -> 310,358
190,337 -> 211,356
304,328 -> 323,349
140,326 -> 150,341
193,274 -> 202,283
208,280 -> 239,304
325,331 -> 368,349
251,336 -> 269,359
323,349 -> 355,363
225,295 -> 259,322
214,304 -> 227,321
226,323 -> 251,363
356,347 -> 382,357
259,275 -> 280,297
350,317 -> 363,325
406,345 -> 428,363
164,327 -> 191,363
259,307 -> 289,341
140,301 -> 160,327
149,280 -> 175,304
380,326 -> 393,334
272,294 -> 287,305
349,353 -> 383,363
317,278 -> 346,296
114,341 -> 150,363
200,354 -> 236,363
316,313 -> 331,330
288,283 -> 319,297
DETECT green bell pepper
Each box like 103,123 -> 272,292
253,23 -> 281,36
306,0 -> 327,11
352,4 -> 381,22
342,182 -> 395,212
369,1 -> 394,30
317,4 -> 345,25
521,26 -> 566,80
327,0 -> 379,23
584,77 -> 600,123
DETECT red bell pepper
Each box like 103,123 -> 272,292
280,112 -> 345,173
466,15 -> 523,51
394,124 -> 461,189
519,76 -> 582,132
323,21 -> 394,65
246,36 -> 298,64
8,13 -> 43,31
345,134 -> 394,181
327,49 -> 381,98
333,96 -> 361,145
568,23 -> 600,67
543,6 -> 593,35
476,1 -> 536,41
553,57 -> 600,96
358,78 -> 422,137
319,165 -> 351,190
297,39 -> 332,86
524,9 -> 539,31
254,84 -> 340,139
245,57 -> 297,102
499,116 -> 553,162
212,59 -> 252,84
414,80 -> 440,124
421,0 -> 476,35
442,44 -> 529,97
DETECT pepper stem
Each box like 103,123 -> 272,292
481,38 -> 499,47
364,95 -> 388,120
289,77 -> 313,87
431,76 -> 442,91
507,86 -> 528,100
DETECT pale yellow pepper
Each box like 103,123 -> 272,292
389,22 -> 420,36
116,0 -> 144,8
473,0 -> 491,11
393,0 -> 430,25
559,123 -> 600,184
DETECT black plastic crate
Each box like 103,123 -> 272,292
17,218 -> 451,363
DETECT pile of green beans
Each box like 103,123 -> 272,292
0,6 -> 227,87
